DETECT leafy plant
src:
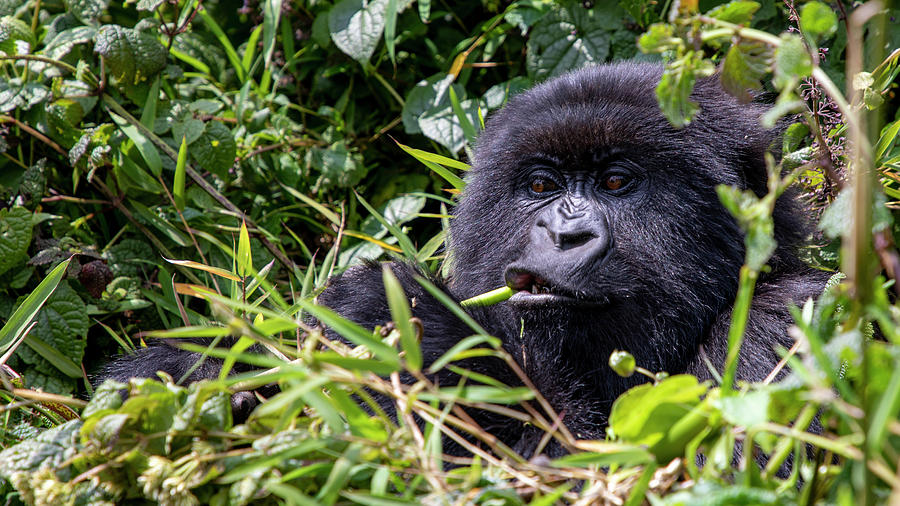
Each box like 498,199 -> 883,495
0,0 -> 899,504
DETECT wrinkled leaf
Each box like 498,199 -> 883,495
190,121 -> 236,179
19,281 -> 88,378
94,24 -> 167,85
0,206 -> 31,276
526,4 -> 611,80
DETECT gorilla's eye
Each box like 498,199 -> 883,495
530,178 -> 558,194
602,174 -> 630,191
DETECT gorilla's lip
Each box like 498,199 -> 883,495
503,269 -> 604,307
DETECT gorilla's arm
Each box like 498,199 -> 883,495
688,267 -> 832,383
316,261 -> 513,383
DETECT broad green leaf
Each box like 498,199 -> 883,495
653,480 -> 786,505
190,121 -> 236,179
401,73 -> 456,134
800,1 -> 837,44
0,207 -> 32,277
171,117 -> 204,145
329,0 -> 387,64
608,375 -> 711,463
94,25 -> 167,85
526,4 -> 610,80
46,99 -> 85,148
715,389 -> 770,428
384,0 -> 398,63
418,98 -> 483,153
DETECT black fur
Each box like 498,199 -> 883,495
101,62 -> 829,456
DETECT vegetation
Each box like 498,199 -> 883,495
0,0 -> 898,503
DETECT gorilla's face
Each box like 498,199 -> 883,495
448,63 -> 773,365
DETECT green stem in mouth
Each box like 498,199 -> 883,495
460,286 -> 514,308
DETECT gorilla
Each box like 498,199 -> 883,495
103,61 -> 830,457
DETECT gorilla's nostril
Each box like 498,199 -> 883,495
559,231 -> 596,250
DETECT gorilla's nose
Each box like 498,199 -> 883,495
535,205 -> 610,261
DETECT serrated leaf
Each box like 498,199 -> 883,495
705,0 -> 760,24
135,0 -> 165,11
328,0 -> 387,63
63,0 -> 109,23
190,121 -> 236,179
171,117 -> 204,145
526,4 -> 610,80
720,41 -> 770,102
0,419 -> 82,477
0,81 -> 49,113
800,1 -> 837,43
0,15 -> 35,53
656,52 -> 713,127
47,99 -> 85,148
0,207 -> 32,276
637,23 -> 675,53
94,24 -> 167,85
774,33 -> 812,90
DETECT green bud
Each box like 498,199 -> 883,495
609,350 -> 636,377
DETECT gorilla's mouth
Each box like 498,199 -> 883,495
504,269 -> 602,307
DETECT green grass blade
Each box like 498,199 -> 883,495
382,265 -> 422,370
0,257 -> 71,357
198,10 -> 247,83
